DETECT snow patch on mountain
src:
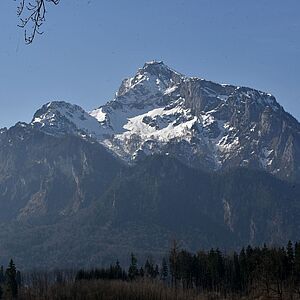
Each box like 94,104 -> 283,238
260,147 -> 274,168
26,61 -> 300,179
90,107 -> 107,123
31,101 -> 108,139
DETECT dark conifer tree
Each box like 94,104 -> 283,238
161,257 -> 168,281
139,267 -> 144,278
286,240 -> 294,279
5,259 -> 18,299
295,242 -> 300,277
239,247 -> 248,292
145,259 -> 153,278
0,266 -> 4,284
232,252 -> 242,292
169,240 -> 179,287
128,253 -> 138,280
154,265 -> 159,279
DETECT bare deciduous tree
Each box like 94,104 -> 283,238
16,0 -> 60,44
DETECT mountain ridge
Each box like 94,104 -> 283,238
7,60 -> 300,181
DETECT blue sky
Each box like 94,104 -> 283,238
0,0 -> 299,128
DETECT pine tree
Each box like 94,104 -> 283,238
233,252 -> 241,292
0,266 -> 4,285
161,257 -> 168,281
5,259 -> 18,299
128,253 -> 138,280
295,243 -> 300,280
287,241 -> 294,263
115,260 -> 123,279
169,240 -> 179,287
139,267 -> 144,278
239,248 -> 248,292
154,264 -> 159,279
16,271 -> 21,288
145,259 -> 153,278
0,265 -> 4,299
287,240 -> 294,276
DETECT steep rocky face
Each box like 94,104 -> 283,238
97,156 -> 300,247
178,79 -> 300,180
28,61 -> 300,181
0,122 -> 122,222
114,61 -> 183,107
90,62 -> 300,181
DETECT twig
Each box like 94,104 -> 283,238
16,0 -> 60,44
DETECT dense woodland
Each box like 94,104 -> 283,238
1,241 -> 300,299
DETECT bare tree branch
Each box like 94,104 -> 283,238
16,0 -> 60,44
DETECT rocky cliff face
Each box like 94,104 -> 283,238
0,122 -> 122,222
29,61 -> 300,181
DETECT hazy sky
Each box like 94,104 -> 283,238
0,0 -> 299,128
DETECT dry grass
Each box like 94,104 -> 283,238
19,279 -> 223,300
17,279 -> 300,300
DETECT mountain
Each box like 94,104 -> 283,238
1,156 -> 300,269
0,61 -> 300,269
93,156 -> 300,253
32,61 -> 300,181
0,122 -> 122,222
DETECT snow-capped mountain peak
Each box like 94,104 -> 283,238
28,62 -> 300,181
141,60 -> 183,78
31,101 -> 106,139
114,61 -> 184,106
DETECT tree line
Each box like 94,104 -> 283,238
2,241 -> 300,299
75,241 -> 300,299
